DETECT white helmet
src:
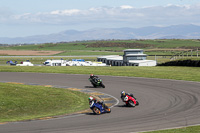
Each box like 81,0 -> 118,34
88,96 -> 93,101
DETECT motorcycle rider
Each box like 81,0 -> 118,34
120,91 -> 135,101
90,74 -> 99,83
88,96 -> 105,108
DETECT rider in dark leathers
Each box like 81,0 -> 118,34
90,74 -> 99,83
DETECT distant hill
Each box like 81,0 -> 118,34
1,24 -> 200,44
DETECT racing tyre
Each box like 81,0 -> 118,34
101,83 -> 105,88
136,101 -> 139,106
105,108 -> 111,113
128,100 -> 136,107
92,83 -> 97,88
105,105 -> 111,113
92,107 -> 101,115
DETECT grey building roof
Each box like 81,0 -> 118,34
97,55 -> 120,59
125,54 -> 147,56
128,60 -> 156,63
106,56 -> 123,61
123,49 -> 143,52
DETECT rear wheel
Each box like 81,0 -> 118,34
92,107 -> 101,115
128,100 -> 136,107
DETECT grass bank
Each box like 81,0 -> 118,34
0,66 -> 200,82
0,82 -> 89,122
147,125 -> 200,133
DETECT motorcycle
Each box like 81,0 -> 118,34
89,77 -> 105,88
122,94 -> 139,107
89,101 -> 111,115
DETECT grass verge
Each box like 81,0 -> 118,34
147,125 -> 200,133
0,82 -> 89,122
0,66 -> 200,82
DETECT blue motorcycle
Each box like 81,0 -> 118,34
90,101 -> 111,115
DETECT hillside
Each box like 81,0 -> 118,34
1,24 -> 200,44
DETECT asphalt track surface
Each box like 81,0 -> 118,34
1,72 -> 200,133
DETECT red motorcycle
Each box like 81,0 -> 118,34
122,95 -> 139,107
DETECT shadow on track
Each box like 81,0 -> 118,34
114,105 -> 135,108
84,86 -> 105,89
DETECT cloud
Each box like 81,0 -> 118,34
50,9 -> 80,16
0,4 -> 200,28
120,5 -> 133,9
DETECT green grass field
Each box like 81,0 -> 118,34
0,66 -> 200,82
0,82 -> 89,122
1,39 -> 200,56
147,125 -> 200,133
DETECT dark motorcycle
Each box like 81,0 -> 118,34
89,77 -> 105,88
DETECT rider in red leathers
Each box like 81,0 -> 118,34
121,91 -> 134,100
121,91 -> 137,106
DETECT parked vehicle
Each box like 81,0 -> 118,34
6,60 -> 17,65
89,101 -> 111,115
16,61 -> 34,66
121,94 -> 139,107
89,77 -> 105,88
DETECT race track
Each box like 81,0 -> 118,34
0,72 -> 200,133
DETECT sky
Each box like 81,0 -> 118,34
0,0 -> 200,37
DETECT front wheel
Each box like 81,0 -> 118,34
101,83 -> 105,88
92,83 -> 97,88
136,101 -> 139,106
92,107 -> 101,115
105,105 -> 111,113
128,100 -> 135,107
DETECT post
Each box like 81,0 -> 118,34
197,48 -> 199,57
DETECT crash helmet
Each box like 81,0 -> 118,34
88,96 -> 93,101
121,91 -> 126,96
90,74 -> 94,78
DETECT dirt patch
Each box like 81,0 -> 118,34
0,50 -> 63,56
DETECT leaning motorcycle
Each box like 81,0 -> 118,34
89,101 -> 111,115
89,78 -> 105,88
122,95 -> 139,107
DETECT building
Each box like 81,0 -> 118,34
97,49 -> 156,66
